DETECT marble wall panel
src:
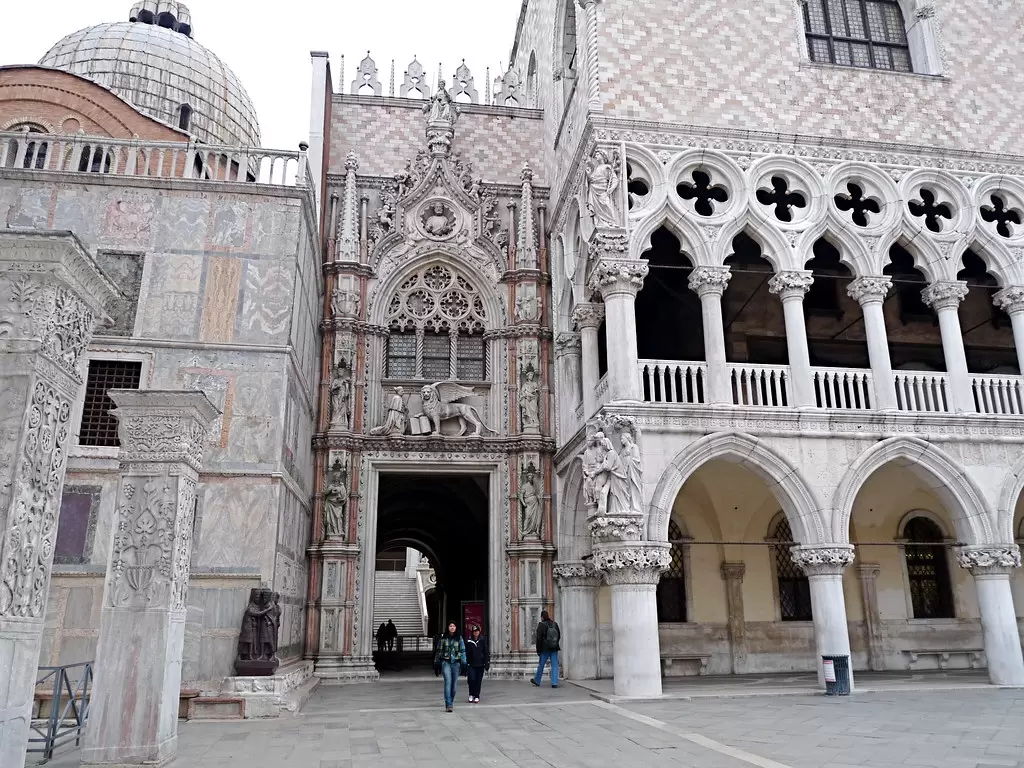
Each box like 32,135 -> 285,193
251,200 -> 300,256
51,188 -> 101,242
237,259 -> 294,344
154,195 -> 210,251
137,253 -> 204,338
195,481 -> 277,572
208,201 -> 250,249
10,185 -> 51,228
199,256 -> 243,343
100,191 -> 158,250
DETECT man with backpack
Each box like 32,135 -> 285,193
529,610 -> 560,688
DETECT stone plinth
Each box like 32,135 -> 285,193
207,660 -> 318,719
81,390 -> 219,768
0,230 -> 115,768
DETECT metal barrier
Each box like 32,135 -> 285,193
27,661 -> 93,763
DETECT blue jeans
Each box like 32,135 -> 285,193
533,651 -> 559,687
441,660 -> 460,706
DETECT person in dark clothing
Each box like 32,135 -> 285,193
433,622 -> 466,712
464,624 -> 490,703
386,619 -> 397,651
377,622 -> 387,654
530,610 -> 560,688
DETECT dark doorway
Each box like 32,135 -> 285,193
374,473 -> 488,673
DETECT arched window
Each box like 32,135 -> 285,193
804,0 -> 912,72
656,519 -> 687,623
384,263 -> 488,381
178,104 -> 193,132
78,145 -> 113,174
560,0 -> 578,103
902,516 -> 954,619
5,123 -> 48,170
771,516 -> 813,621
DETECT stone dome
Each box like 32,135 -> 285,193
39,2 -> 260,147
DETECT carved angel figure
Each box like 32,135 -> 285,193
586,149 -> 620,227
600,436 -> 629,517
420,381 -> 495,436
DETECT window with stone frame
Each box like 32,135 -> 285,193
78,359 -> 143,447
804,0 -> 913,73
656,519 -> 687,623
384,264 -> 488,381
902,516 -> 954,619
4,123 -> 49,170
54,487 -> 100,564
771,516 -> 813,621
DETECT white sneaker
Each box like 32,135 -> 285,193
468,696 -> 473,702
474,697 -> 480,703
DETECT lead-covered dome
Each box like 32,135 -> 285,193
39,1 -> 260,147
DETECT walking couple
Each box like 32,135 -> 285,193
434,622 -> 489,712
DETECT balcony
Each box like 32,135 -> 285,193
638,360 -> 1024,416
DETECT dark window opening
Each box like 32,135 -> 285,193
54,490 -> 95,563
908,188 -> 954,233
635,227 -> 704,362
903,516 -> 954,619
677,169 -> 730,217
804,0 -> 912,72
885,244 -> 934,326
422,331 -> 451,380
597,320 -> 608,377
5,124 -> 49,170
456,332 -> 486,380
626,163 -> 651,210
958,250 -> 1018,375
772,517 -> 813,621
980,194 -> 1023,239
178,104 -> 193,132
78,145 -> 113,173
724,232 -> 786,366
804,238 -> 846,319
657,520 -> 687,623
386,330 -> 417,378
561,0 -> 578,103
79,360 -> 143,447
834,182 -> 881,227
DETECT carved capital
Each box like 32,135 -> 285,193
915,1 -> 936,19
589,258 -> 648,298
921,280 -> 968,311
846,276 -> 892,305
554,331 -> 582,357
688,266 -> 732,298
790,545 -> 855,576
993,286 -> 1024,316
592,543 -> 670,585
588,513 -> 644,543
855,563 -> 881,580
956,544 -> 1021,574
768,270 -> 814,299
572,302 -> 605,330
576,0 -> 601,7
720,562 -> 746,582
553,561 -> 601,587
110,390 -> 221,473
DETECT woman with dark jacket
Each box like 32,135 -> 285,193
433,622 -> 466,712
464,624 -> 490,703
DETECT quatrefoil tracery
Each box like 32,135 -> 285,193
908,188 -> 953,233
834,182 -> 881,227
677,169 -> 729,217
756,176 -> 807,223
386,263 -> 487,332
980,193 -> 1023,239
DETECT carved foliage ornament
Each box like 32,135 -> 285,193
846,276 -> 892,304
592,546 -> 670,582
790,545 -> 856,576
956,545 -> 1021,571
688,266 -> 732,297
768,271 -> 814,298
588,259 -> 648,297
993,286 -> 1024,315
109,478 -> 176,608
921,281 -> 969,311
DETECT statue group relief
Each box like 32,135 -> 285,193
234,588 -> 283,676
581,419 -> 644,519
370,382 -> 495,437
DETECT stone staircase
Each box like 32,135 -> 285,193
372,571 -> 425,638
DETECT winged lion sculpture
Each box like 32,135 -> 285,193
420,382 -> 495,436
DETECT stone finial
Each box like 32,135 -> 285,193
494,68 -> 524,107
400,57 -> 430,98
451,60 -> 478,103
516,164 -> 538,269
338,152 -> 359,261
351,52 -> 382,96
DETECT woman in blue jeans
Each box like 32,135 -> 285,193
433,622 -> 466,712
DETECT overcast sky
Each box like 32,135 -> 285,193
3,0 -> 523,150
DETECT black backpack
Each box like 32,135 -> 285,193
544,621 -> 560,651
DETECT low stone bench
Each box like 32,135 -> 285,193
903,649 -> 985,670
660,654 -> 711,677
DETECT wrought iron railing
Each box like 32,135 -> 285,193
27,661 -> 93,763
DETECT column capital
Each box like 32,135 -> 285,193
554,331 -> 582,357
553,560 -> 602,587
572,301 -> 606,330
592,542 -> 669,585
110,390 -> 221,473
588,258 -> 648,299
768,270 -> 814,299
993,286 -> 1024,316
855,562 -> 881,579
688,265 -> 732,298
720,561 -> 746,581
576,0 -> 601,7
956,544 -> 1021,575
922,280 -> 968,311
791,544 -> 855,576
846,276 -> 892,305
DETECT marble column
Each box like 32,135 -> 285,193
720,562 -> 747,674
588,236 -> 648,402
81,390 -> 219,768
847,277 -> 897,410
553,561 -> 601,680
957,545 -> 1024,686
993,287 -> 1024,376
922,281 -> 975,413
573,303 -> 605,417
594,544 -> 669,697
0,232 -> 115,768
554,332 -> 583,440
768,271 -> 815,407
576,0 -> 602,111
792,545 -> 855,690
855,563 -> 885,671
688,266 -> 732,405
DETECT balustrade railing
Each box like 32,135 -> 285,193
0,131 -> 312,199
729,364 -> 790,407
639,360 -> 707,404
894,371 -> 950,413
28,661 -> 93,763
813,367 -> 873,410
972,373 -> 1024,415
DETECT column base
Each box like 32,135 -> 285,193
81,733 -> 176,768
214,660 -> 318,718
0,618 -> 44,768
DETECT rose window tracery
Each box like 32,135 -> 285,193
385,264 -> 487,332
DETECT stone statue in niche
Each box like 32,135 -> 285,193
322,457 -> 349,538
420,381 -> 495,436
421,202 -> 455,238
235,588 -> 281,676
370,386 -> 408,436
329,358 -> 352,430
519,461 -> 543,539
425,84 -> 458,125
518,363 -> 541,431
620,432 -> 644,515
581,430 -> 607,509
585,149 -> 621,228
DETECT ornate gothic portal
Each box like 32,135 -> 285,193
311,86 -> 555,680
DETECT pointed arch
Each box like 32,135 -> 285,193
556,458 -> 590,561
957,236 -> 1021,288
881,228 -> 953,283
647,431 -> 824,545
832,437 -> 994,546
997,449 -> 1024,544
629,204 -> 710,264
796,222 -> 873,278
714,214 -> 799,272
